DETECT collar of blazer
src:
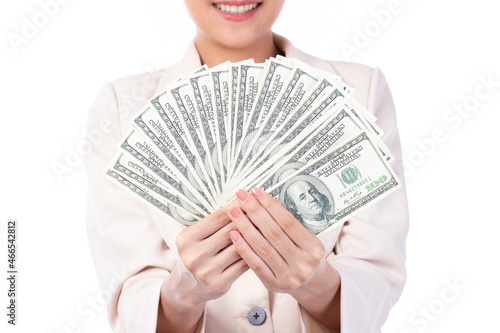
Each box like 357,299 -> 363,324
153,33 -> 341,96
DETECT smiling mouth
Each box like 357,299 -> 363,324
214,3 -> 260,14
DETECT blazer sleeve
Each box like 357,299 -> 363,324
333,67 -> 409,332
85,83 -> 177,333
300,67 -> 409,333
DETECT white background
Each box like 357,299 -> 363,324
1,0 -> 499,332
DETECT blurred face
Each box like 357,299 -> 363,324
287,181 -> 325,221
184,0 -> 285,50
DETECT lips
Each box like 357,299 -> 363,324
213,1 -> 261,22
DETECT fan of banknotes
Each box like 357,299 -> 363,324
106,56 -> 401,235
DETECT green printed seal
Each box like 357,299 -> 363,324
341,167 -> 359,185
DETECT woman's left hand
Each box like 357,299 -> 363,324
227,187 -> 332,290
228,188 -> 341,327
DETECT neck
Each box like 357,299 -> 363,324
194,32 -> 283,68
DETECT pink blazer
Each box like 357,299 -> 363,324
85,34 -> 409,333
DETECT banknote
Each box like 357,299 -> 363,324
106,158 -> 204,227
226,61 -> 243,171
265,131 -> 401,234
188,71 -> 225,189
230,57 -> 294,172
116,129 -> 215,212
110,152 -> 209,216
210,61 -> 231,182
228,62 -> 265,177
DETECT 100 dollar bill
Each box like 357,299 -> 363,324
266,132 -> 401,234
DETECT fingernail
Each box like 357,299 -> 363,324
230,230 -> 239,243
229,206 -> 241,219
276,199 -> 281,205
236,189 -> 248,201
251,187 -> 263,198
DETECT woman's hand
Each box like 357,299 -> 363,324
228,188 -> 341,328
157,203 -> 249,333
175,201 -> 249,303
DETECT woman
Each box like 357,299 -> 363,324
85,1 -> 409,332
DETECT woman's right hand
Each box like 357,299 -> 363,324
175,201 -> 249,304
157,202 -> 248,332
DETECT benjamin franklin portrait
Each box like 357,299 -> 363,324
280,175 -> 335,235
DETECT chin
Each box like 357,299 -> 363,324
215,29 -> 270,50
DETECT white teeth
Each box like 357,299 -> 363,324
215,3 -> 258,14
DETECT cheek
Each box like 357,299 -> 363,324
183,0 -> 196,16
298,201 -> 309,211
184,0 -> 211,26
266,0 -> 285,21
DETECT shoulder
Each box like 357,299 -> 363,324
105,56 -> 195,120
289,42 -> 389,110
326,60 -> 375,86
279,35 -> 385,102
90,51 -> 195,136
324,59 -> 389,110
87,69 -> 165,140
94,69 -> 166,128
109,69 -> 164,104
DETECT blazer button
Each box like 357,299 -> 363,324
248,307 -> 266,326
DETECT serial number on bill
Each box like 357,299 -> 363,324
7,220 -> 16,270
